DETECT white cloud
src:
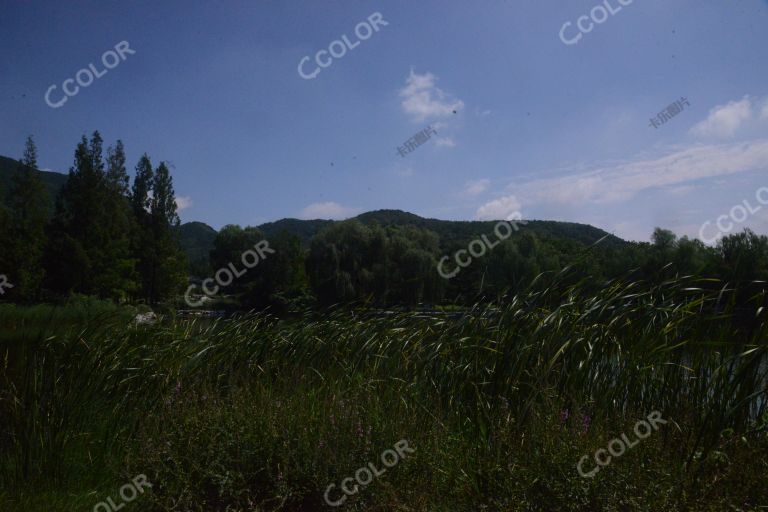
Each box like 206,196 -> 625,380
475,195 -> 522,220
690,96 -> 752,138
463,179 -> 490,197
175,196 -> 193,211
481,139 -> 768,212
299,202 -> 360,220
761,99 -> 768,120
435,137 -> 456,148
664,184 -> 698,196
399,69 -> 464,122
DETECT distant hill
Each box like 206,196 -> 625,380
350,209 -> 625,249
257,218 -> 334,245
253,209 -> 625,249
177,209 -> 626,267
0,155 -> 67,213
0,154 -> 626,265
177,221 -> 218,263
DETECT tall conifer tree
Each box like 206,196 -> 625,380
45,131 -> 134,299
7,136 -> 49,300
147,162 -> 186,303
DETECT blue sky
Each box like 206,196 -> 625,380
1,0 -> 767,241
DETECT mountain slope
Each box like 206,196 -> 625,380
177,221 -> 218,263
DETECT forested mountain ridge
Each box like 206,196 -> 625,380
258,210 -> 624,250
2,147 -> 768,309
1,153 -> 627,259
187,210 -> 627,268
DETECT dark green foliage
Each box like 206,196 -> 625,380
306,221 -> 445,305
2,134 -> 768,311
105,140 -> 129,196
0,184 -> 9,279
44,132 -> 136,300
2,274 -> 768,510
0,155 -> 65,217
130,154 -> 154,301
258,217 -> 335,246
207,225 -> 306,311
144,162 -> 186,303
97,139 -> 136,300
124,155 -> 187,304
34,134 -> 186,304
5,137 -> 49,301
177,221 -> 217,276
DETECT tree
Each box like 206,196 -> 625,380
714,229 -> 768,284
130,154 -> 154,300
45,132 -> 135,299
651,227 -> 677,251
306,221 -> 444,306
208,225 -> 290,309
45,135 -> 101,294
6,136 -> 49,301
383,225 -> 444,305
95,139 -> 136,299
0,184 -> 9,285
145,162 -> 186,303
106,140 -> 130,195
307,221 -> 379,305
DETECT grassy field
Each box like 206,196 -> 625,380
1,273 -> 767,511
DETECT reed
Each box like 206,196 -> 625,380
1,273 -> 766,510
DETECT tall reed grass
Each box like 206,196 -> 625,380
1,273 -> 767,510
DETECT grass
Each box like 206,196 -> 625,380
1,273 -> 767,510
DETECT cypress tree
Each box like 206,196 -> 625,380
96,139 -> 136,299
147,162 -> 186,303
130,154 -> 154,302
106,140 -> 130,195
45,131 -> 134,299
45,136 -> 98,294
7,136 -> 49,301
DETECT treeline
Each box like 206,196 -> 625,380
1,134 -> 767,309
199,220 -> 768,310
0,133 -> 186,303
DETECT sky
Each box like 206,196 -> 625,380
1,0 -> 767,242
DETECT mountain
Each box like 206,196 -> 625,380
0,154 -> 626,264
176,209 -> 626,268
253,210 -> 625,250
350,209 -> 625,249
177,221 -> 218,263
257,218 -> 334,245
